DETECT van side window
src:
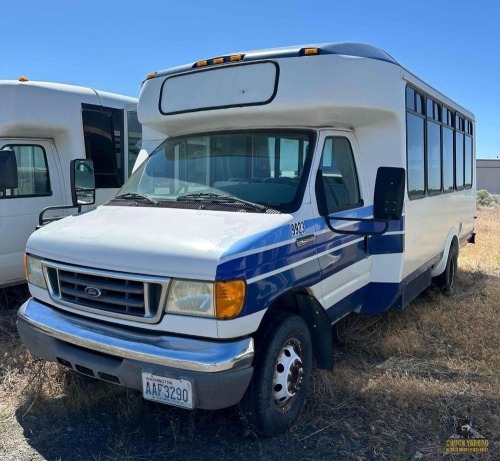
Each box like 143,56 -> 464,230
426,98 -> 442,195
442,108 -> 454,192
318,137 -> 362,214
455,115 -> 465,190
82,104 -> 124,188
464,136 -> 472,188
0,145 -> 51,198
406,86 -> 425,198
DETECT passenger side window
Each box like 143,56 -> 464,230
406,86 -> 425,198
318,138 -> 362,214
0,145 -> 51,198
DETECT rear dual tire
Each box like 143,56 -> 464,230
436,243 -> 458,296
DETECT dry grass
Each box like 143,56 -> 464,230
0,208 -> 498,460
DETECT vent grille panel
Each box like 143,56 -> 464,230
44,263 -> 169,324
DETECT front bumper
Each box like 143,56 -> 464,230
17,298 -> 254,410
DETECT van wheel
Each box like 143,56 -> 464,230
239,313 -> 312,437
437,243 -> 458,296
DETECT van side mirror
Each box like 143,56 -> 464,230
323,166 -> 405,236
0,149 -> 19,190
71,159 -> 95,206
373,167 -> 405,221
38,159 -> 96,227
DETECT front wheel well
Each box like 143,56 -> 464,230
255,289 -> 333,370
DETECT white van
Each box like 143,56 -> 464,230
17,43 -> 475,436
0,79 -> 140,287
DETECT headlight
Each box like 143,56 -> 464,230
166,279 -> 246,319
166,280 -> 215,317
24,255 -> 47,289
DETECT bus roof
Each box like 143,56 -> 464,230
148,42 -> 472,117
139,42 -> 473,138
153,42 -> 400,79
0,80 -> 137,139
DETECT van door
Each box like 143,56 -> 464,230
312,131 -> 371,320
0,140 -> 63,287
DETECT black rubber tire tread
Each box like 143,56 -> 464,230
436,242 -> 458,296
239,313 -> 312,437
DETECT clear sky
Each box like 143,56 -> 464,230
2,0 -> 499,158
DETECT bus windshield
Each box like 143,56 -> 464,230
116,131 -> 313,212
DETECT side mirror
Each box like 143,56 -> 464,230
0,149 -> 19,190
373,167 -> 405,220
323,166 -> 405,236
71,159 -> 95,206
38,158 -> 96,227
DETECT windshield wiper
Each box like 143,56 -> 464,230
177,192 -> 269,213
113,192 -> 159,205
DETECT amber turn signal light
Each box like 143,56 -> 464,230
215,280 -> 246,319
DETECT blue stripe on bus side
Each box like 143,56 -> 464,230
216,206 -> 407,318
217,233 -> 361,278
369,234 -> 404,254
324,282 -> 401,320
241,238 -> 366,316
220,206 -> 379,263
317,240 -> 367,281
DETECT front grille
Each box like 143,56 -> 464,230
43,261 -> 169,323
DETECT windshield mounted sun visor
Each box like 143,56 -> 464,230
158,61 -> 280,116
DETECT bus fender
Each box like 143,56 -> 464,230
432,228 -> 459,277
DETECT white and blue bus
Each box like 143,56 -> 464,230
18,43 -> 475,436
0,79 -> 140,288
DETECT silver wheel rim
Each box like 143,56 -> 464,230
272,339 -> 304,411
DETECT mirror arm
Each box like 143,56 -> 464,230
325,215 -> 389,236
38,204 -> 82,228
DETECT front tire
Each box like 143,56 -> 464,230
239,313 -> 312,437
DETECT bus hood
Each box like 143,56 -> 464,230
26,205 -> 294,280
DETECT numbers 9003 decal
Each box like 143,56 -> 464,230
291,221 -> 305,237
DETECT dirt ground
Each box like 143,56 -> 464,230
0,208 -> 498,461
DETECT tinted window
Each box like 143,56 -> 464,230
319,137 -> 362,213
0,145 -> 51,198
465,135 -> 472,187
442,127 -> 454,192
427,121 -> 441,193
407,113 -> 425,197
447,108 -> 453,126
427,98 -> 433,118
127,110 -> 142,177
455,131 -> 464,189
415,93 -> 424,114
82,104 -> 124,188
406,87 -> 415,110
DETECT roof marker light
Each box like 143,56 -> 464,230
302,48 -> 320,56
18,76 -> 29,82
146,72 -> 157,80
230,54 -> 244,62
213,57 -> 225,64
195,60 -> 208,67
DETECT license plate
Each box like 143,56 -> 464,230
142,372 -> 193,409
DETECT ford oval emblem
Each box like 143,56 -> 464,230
85,287 -> 102,298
